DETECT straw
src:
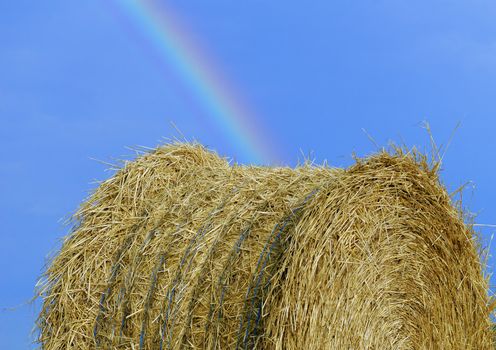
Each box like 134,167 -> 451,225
36,142 -> 494,349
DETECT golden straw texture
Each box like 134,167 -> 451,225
36,143 -> 494,349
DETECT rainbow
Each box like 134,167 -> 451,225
112,0 -> 280,164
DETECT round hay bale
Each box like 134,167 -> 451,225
36,143 -> 494,349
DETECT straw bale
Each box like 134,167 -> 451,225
36,143 -> 494,349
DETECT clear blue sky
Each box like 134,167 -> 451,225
1,1 -> 496,348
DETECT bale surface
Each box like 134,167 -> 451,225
37,143 -> 494,349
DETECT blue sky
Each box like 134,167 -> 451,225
1,1 -> 496,348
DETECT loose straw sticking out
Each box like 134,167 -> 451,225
36,142 -> 494,349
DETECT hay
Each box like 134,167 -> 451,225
36,142 -> 494,349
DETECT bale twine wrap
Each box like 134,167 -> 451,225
37,143 -> 494,349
